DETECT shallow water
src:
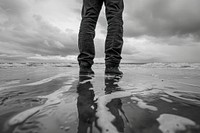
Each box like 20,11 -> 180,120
0,64 -> 200,133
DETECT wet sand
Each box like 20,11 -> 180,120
0,63 -> 200,133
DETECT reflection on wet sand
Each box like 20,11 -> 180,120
77,75 -> 97,133
77,74 -> 126,133
104,75 -> 125,133
1,66 -> 200,133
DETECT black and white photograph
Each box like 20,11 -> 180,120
0,0 -> 200,133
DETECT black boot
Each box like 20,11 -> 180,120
79,62 -> 94,75
105,64 -> 123,75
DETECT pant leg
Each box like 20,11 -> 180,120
104,0 -> 124,66
78,0 -> 103,67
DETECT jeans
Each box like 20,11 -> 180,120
78,0 -> 124,67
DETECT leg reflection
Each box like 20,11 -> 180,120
77,75 -> 97,133
105,75 -> 125,133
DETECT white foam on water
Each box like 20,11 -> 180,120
38,78 -> 76,100
165,90 -> 200,104
130,83 -> 200,106
169,80 -> 200,88
0,80 -> 21,87
120,80 -> 200,112
25,73 -> 71,86
0,73 -> 71,90
8,78 -> 76,126
160,97 -> 173,103
157,114 -> 196,133
96,91 -> 131,133
162,94 -> 169,97
120,83 -> 152,93
140,63 -> 200,69
138,89 -> 162,96
131,96 -> 158,111
9,106 -> 41,126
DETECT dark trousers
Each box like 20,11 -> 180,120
78,0 -> 124,67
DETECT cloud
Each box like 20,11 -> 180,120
121,36 -> 200,63
123,0 -> 200,39
0,0 -> 79,60
0,0 -> 200,63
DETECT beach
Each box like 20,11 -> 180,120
0,62 -> 200,133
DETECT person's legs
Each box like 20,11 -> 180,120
104,0 -> 124,67
78,0 -> 103,68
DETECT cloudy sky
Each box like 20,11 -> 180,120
0,0 -> 200,63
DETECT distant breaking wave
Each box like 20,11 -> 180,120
0,62 -> 200,69
120,63 -> 200,69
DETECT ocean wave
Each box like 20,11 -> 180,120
0,62 -> 200,69
121,63 -> 200,69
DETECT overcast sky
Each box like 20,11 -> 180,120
0,0 -> 200,63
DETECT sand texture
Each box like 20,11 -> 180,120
0,63 -> 200,133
